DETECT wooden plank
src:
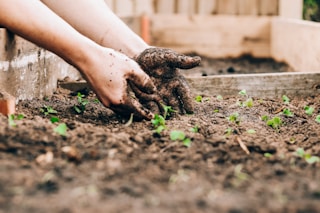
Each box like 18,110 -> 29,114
259,0 -> 278,16
114,0 -> 134,17
217,0 -> 238,15
238,0 -> 259,15
59,72 -> 320,99
176,0 -> 196,15
197,0 -> 217,14
155,0 -> 175,14
187,72 -> 320,98
150,15 -> 271,58
271,18 -> 320,72
134,0 -> 154,15
279,0 -> 303,19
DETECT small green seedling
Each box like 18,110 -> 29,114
282,95 -> 290,104
228,112 -> 241,125
304,106 -> 314,116
316,115 -> 320,123
40,105 -> 57,116
162,104 -> 176,119
261,115 -> 269,122
151,114 -> 166,134
266,116 -> 282,131
54,123 -> 67,137
195,95 -> 203,103
247,129 -> 256,134
8,114 -> 24,127
283,108 -> 294,117
243,98 -> 254,108
295,148 -> 320,164
50,116 -> 60,124
217,95 -> 223,100
213,109 -> 219,113
224,127 -> 233,137
239,89 -> 247,96
190,125 -> 199,133
170,130 -> 192,147
264,153 -> 273,158
74,92 -> 90,114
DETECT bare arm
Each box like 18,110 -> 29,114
0,0 -> 155,120
40,0 -> 149,58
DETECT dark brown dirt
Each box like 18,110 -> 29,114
1,58 -> 320,213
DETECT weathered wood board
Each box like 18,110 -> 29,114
59,72 -> 320,99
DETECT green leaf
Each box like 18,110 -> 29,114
182,138 -> 192,147
8,114 -> 16,127
224,128 -> 233,137
195,95 -> 203,103
282,95 -> 290,104
170,130 -> 186,141
16,114 -> 24,120
261,115 -> 269,121
50,116 -> 60,123
264,153 -> 273,158
213,109 -> 219,113
306,156 -> 320,164
217,95 -> 223,100
155,125 -> 165,134
151,114 -> 165,127
190,126 -> 199,133
283,108 -> 294,117
228,112 -> 240,124
266,116 -> 282,130
162,104 -> 175,119
247,129 -> 256,134
239,89 -> 247,96
244,98 -> 253,108
54,123 -> 67,136
296,148 -> 305,158
315,115 -> 320,123
74,106 -> 82,114
304,106 -> 314,116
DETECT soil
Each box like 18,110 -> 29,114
0,58 -> 320,213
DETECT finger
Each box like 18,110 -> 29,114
110,96 -> 154,121
126,65 -> 157,94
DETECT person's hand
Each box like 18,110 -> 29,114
134,48 -> 201,114
81,48 -> 158,120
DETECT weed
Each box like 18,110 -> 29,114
282,95 -> 290,104
54,123 -> 67,137
170,130 -> 192,147
195,95 -> 203,103
295,148 -> 320,164
239,89 -> 247,96
283,108 -> 294,117
304,106 -> 314,116
266,116 -> 282,131
40,105 -> 57,116
243,98 -> 254,108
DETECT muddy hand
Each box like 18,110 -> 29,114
135,48 -> 201,114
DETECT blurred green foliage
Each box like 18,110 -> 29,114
304,0 -> 320,21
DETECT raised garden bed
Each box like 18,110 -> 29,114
1,55 -> 320,212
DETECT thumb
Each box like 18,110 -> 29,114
167,54 -> 201,69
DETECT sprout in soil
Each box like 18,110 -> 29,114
40,105 -> 58,116
217,95 -> 223,100
266,116 -> 282,131
282,95 -> 290,104
264,153 -> 273,158
261,115 -> 269,122
195,95 -> 203,103
74,92 -> 90,114
162,104 -> 176,119
304,106 -> 314,116
151,114 -> 166,134
50,116 -> 60,124
190,125 -> 199,133
282,108 -> 294,117
224,127 -> 233,137
316,115 -> 320,123
228,112 -> 241,125
295,148 -> 320,164
247,129 -> 256,134
170,130 -> 192,147
239,89 -> 247,96
54,123 -> 68,137
8,114 -> 24,127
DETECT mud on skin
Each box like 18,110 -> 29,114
135,48 -> 201,115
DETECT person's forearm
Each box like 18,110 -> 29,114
40,0 -> 149,58
0,0 -> 101,72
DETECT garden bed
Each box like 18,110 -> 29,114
1,56 -> 320,212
